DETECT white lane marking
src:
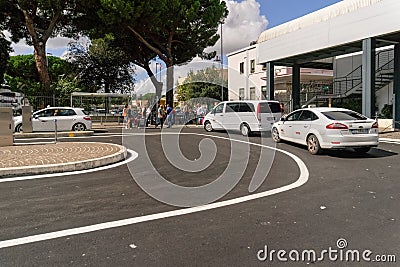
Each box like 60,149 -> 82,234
0,136 -> 309,249
380,138 -> 400,144
0,150 -> 138,183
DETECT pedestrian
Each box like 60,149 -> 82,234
182,103 -> 189,124
155,104 -> 165,129
126,105 -> 133,129
166,104 -> 173,128
122,104 -> 128,128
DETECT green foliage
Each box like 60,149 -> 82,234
67,36 -> 135,93
176,66 -> 227,101
4,54 -> 81,96
332,98 -> 362,114
139,93 -> 156,101
0,0 -> 90,92
0,33 -> 12,84
93,0 -> 228,104
6,55 -> 39,81
381,104 -> 393,119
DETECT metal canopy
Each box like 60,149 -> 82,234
272,31 -> 400,69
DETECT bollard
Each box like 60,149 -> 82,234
54,118 -> 58,143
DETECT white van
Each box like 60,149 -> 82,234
203,100 -> 283,136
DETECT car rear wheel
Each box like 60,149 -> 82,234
15,124 -> 23,133
240,123 -> 251,136
272,127 -> 281,143
204,121 -> 213,132
354,147 -> 371,153
307,134 -> 322,155
72,123 -> 86,131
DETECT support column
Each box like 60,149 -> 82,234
362,38 -> 376,118
394,43 -> 400,130
266,62 -> 275,100
292,64 -> 301,111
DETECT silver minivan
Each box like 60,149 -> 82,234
203,100 -> 282,136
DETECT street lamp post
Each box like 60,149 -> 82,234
220,20 -> 225,101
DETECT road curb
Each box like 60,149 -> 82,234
0,143 -> 127,177
14,131 -> 94,139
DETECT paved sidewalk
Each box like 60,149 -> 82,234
0,142 -> 127,177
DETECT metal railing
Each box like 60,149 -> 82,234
303,49 -> 395,107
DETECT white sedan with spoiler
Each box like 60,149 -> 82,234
271,107 -> 379,154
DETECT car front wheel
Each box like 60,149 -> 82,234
307,134 -> 322,155
240,123 -> 251,136
72,123 -> 86,131
204,121 -> 213,132
272,127 -> 281,143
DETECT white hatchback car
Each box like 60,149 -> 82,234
14,107 -> 92,132
271,107 -> 379,154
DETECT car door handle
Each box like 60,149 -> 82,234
303,125 -> 309,128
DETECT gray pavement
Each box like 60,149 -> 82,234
1,124 -> 399,179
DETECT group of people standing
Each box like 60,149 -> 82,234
122,104 -> 149,129
122,103 -> 176,129
122,101 -> 218,129
155,104 -> 175,129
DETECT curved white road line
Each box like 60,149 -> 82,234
0,134 -> 309,249
0,149 -> 138,183
379,138 -> 400,144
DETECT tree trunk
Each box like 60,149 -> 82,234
143,64 -> 163,100
33,44 -> 51,95
166,64 -> 174,108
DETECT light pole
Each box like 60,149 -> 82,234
220,20 -> 225,101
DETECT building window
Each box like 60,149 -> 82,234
250,60 -> 255,73
250,87 -> 256,100
239,88 -> 244,100
239,62 -> 244,74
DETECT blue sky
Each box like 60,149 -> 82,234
258,0 -> 342,28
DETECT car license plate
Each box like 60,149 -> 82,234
351,129 -> 369,134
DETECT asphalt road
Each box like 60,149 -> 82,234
1,127 -> 399,266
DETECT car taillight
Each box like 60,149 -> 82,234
83,116 -> 91,121
257,103 -> 261,122
326,122 -> 348,129
371,121 -> 378,128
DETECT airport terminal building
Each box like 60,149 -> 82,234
228,0 -> 400,129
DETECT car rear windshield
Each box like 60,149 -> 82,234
82,110 -> 90,116
259,102 -> 281,113
322,111 -> 367,121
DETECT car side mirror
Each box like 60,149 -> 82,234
280,117 -> 286,121
33,115 -> 39,119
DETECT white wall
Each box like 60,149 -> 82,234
227,46 -> 266,101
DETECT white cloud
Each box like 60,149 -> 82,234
205,0 -> 268,56
4,30 -> 89,57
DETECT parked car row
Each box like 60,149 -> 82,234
13,107 -> 92,133
203,100 -> 379,155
